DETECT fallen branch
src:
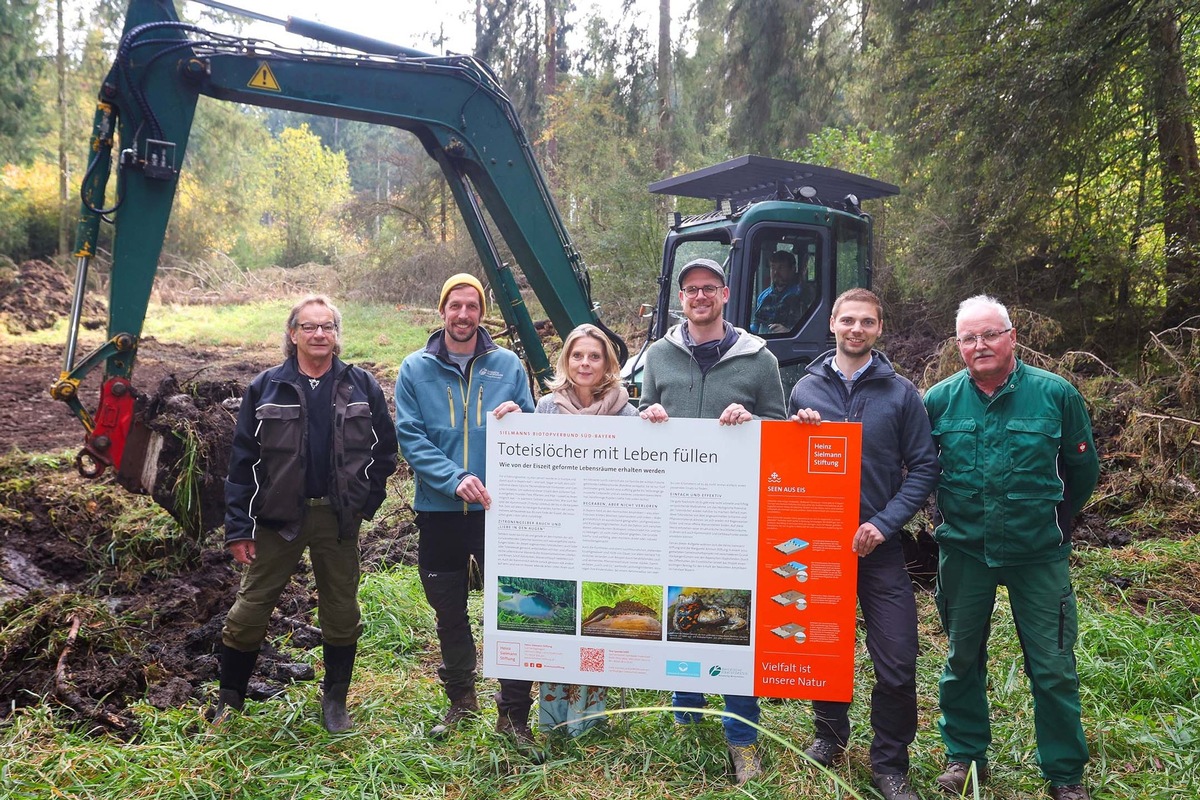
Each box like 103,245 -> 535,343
54,613 -> 127,730
273,612 -> 323,637
1130,410 -> 1200,428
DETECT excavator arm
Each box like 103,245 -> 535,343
53,0 -> 625,484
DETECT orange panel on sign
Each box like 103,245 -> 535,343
754,420 -> 861,701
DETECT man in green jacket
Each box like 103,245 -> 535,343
639,257 -> 786,786
924,295 -> 1099,800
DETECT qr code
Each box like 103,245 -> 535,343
579,647 -> 605,673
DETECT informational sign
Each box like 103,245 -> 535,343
483,414 -> 861,701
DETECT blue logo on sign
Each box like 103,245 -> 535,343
667,660 -> 701,678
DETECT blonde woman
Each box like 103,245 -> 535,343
540,324 -> 635,734
493,324 -> 635,735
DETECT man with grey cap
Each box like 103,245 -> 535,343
639,257 -> 787,785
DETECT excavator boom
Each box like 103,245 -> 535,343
54,0 -> 624,485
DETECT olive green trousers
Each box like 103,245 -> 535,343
222,505 -> 362,651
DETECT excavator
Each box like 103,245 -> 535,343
51,0 -> 898,517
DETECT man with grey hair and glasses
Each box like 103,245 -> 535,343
924,295 -> 1099,800
214,294 -> 397,733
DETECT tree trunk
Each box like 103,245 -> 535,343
544,0 -> 557,170
57,0 -> 70,257
654,0 -> 672,176
1149,10 -> 1200,328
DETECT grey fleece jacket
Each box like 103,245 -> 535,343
639,323 -> 786,420
787,349 -> 938,538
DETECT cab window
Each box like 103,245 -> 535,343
749,233 -> 819,336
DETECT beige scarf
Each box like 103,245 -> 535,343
553,384 -> 630,416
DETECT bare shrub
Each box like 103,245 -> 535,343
340,238 -> 479,307
153,253 -> 342,305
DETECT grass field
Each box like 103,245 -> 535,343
1,300 -> 1197,799
3,564 -> 1196,799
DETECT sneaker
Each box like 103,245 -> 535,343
728,742 -> 763,785
873,772 -> 919,800
1049,785 -> 1090,800
803,737 -> 847,768
935,761 -> 990,795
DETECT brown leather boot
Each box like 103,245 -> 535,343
429,686 -> 478,739
496,711 -> 544,763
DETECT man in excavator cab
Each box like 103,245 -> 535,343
751,250 -> 811,335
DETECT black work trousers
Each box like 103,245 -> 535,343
812,535 -> 918,775
416,510 -> 533,718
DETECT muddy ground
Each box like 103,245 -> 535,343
0,323 -> 415,736
0,263 -> 1194,738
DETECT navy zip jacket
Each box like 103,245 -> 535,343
224,356 -> 398,544
787,350 -> 938,539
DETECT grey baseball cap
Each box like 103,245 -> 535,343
677,258 -> 727,287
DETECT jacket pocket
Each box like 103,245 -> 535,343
256,404 -> 301,456
340,401 -> 376,510
931,417 -> 977,474
342,402 -> 375,457
1006,417 -> 1061,473
934,482 -> 980,544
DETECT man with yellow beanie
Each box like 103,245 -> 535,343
394,274 -> 538,751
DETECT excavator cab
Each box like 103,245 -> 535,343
623,156 -> 899,398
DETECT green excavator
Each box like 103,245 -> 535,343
51,0 -> 898,522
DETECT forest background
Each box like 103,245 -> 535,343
2,0 -> 1198,346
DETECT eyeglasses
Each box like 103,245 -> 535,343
297,322 -> 337,335
681,285 -> 723,298
955,328 -> 1011,346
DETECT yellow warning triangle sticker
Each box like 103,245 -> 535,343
248,63 -> 281,92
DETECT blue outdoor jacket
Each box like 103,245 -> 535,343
394,328 -> 535,512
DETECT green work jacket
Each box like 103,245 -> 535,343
923,359 -> 1100,567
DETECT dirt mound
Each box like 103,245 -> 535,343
0,259 -> 105,334
135,375 -> 243,535
0,450 -> 416,736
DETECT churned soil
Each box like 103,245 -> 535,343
0,328 -> 413,732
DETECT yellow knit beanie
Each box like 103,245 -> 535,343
438,273 -> 486,317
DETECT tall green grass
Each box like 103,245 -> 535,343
3,555 -> 1197,799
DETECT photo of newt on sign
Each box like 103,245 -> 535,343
496,577 -> 576,635
580,582 -> 663,640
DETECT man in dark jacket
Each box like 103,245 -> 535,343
215,294 -> 397,732
789,287 -> 938,800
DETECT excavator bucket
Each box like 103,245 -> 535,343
115,419 -> 163,495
